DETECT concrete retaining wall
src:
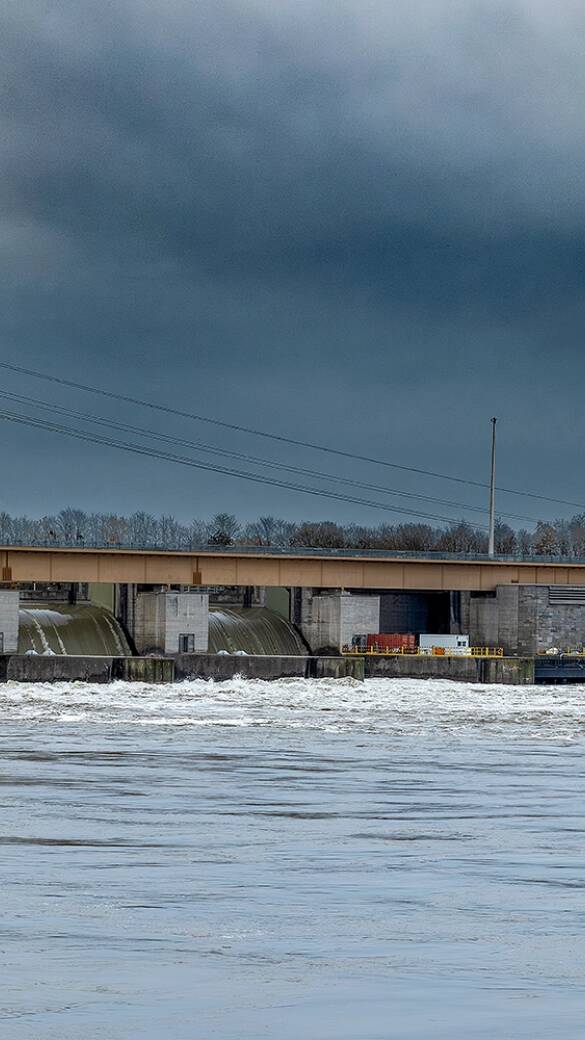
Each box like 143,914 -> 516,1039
478,657 -> 535,684
535,656 -> 585,683
364,655 -> 535,684
119,657 -> 175,683
0,653 -> 364,683
175,654 -> 365,681
0,652 -> 535,684
1,655 -> 174,684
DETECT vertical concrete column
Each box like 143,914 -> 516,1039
496,586 -> 520,655
133,591 -> 165,654
450,591 -> 471,636
298,592 -> 380,653
133,591 -> 209,654
114,583 -> 136,634
339,594 -> 380,649
164,592 -> 209,654
469,595 -> 499,649
515,586 -> 537,655
0,589 -> 20,653
289,587 -> 304,627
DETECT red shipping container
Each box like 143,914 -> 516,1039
366,633 -> 416,651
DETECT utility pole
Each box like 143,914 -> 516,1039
488,417 -> 497,558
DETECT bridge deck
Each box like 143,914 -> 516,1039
3,546 -> 585,589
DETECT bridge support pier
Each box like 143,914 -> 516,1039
0,589 -> 19,653
296,590 -> 380,654
131,590 -> 209,655
470,584 -> 585,655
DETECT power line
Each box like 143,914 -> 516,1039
0,359 -> 581,511
0,388 -> 541,524
0,406 -> 489,528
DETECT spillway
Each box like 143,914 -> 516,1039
209,607 -> 307,656
18,604 -> 131,657
16,603 -> 305,658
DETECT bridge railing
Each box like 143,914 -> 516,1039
0,540 -> 573,566
2,540 -> 585,566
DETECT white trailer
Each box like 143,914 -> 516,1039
419,633 -> 469,655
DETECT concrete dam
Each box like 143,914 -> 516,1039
18,604 -> 132,656
208,607 -> 307,656
3,582 -> 585,684
15,602 -> 307,658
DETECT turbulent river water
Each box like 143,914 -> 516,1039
2,677 -> 585,1039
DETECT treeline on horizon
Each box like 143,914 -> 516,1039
2,508 -> 585,557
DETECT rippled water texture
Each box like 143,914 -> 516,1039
2,678 -> 585,1039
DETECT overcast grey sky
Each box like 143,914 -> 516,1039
1,0 -> 584,526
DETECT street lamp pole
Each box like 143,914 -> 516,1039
488,417 -> 497,558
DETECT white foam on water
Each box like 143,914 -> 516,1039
2,677 -> 585,740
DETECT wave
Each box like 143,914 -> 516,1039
2,677 -> 585,740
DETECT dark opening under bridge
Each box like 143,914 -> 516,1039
3,546 -> 585,590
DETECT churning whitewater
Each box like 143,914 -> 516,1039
2,677 -> 585,739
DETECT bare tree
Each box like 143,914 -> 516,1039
128,511 -> 158,547
436,522 -> 484,553
394,523 -> 438,551
0,505 -> 574,557
494,521 -> 517,554
37,515 -> 60,544
57,508 -> 88,545
243,516 -> 296,546
552,519 -> 571,557
291,521 -> 347,548
517,528 -> 533,555
157,515 -> 185,549
375,524 -> 401,550
100,514 -> 129,546
187,519 -> 208,548
344,524 -> 375,549
533,522 -> 560,556
0,512 -> 13,542
13,516 -> 36,544
208,513 -> 240,546
569,514 -> 585,558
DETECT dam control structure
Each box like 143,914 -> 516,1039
4,546 -> 585,681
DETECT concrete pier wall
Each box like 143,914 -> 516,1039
298,592 -> 380,653
0,653 -> 364,683
133,591 -> 209,654
174,654 -> 365,681
469,585 -> 585,655
0,590 -> 19,653
1,655 -> 174,684
0,652 -> 535,684
364,655 -> 534,684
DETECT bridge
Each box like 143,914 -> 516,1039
3,545 -> 585,590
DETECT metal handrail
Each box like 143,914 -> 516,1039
342,645 -> 505,658
2,540 -> 585,566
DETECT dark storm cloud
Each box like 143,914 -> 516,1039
1,0 -> 584,521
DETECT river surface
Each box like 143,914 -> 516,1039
2,677 -> 585,1039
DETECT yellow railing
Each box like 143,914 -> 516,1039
342,645 -> 505,658
469,646 -> 504,658
342,645 -> 419,656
